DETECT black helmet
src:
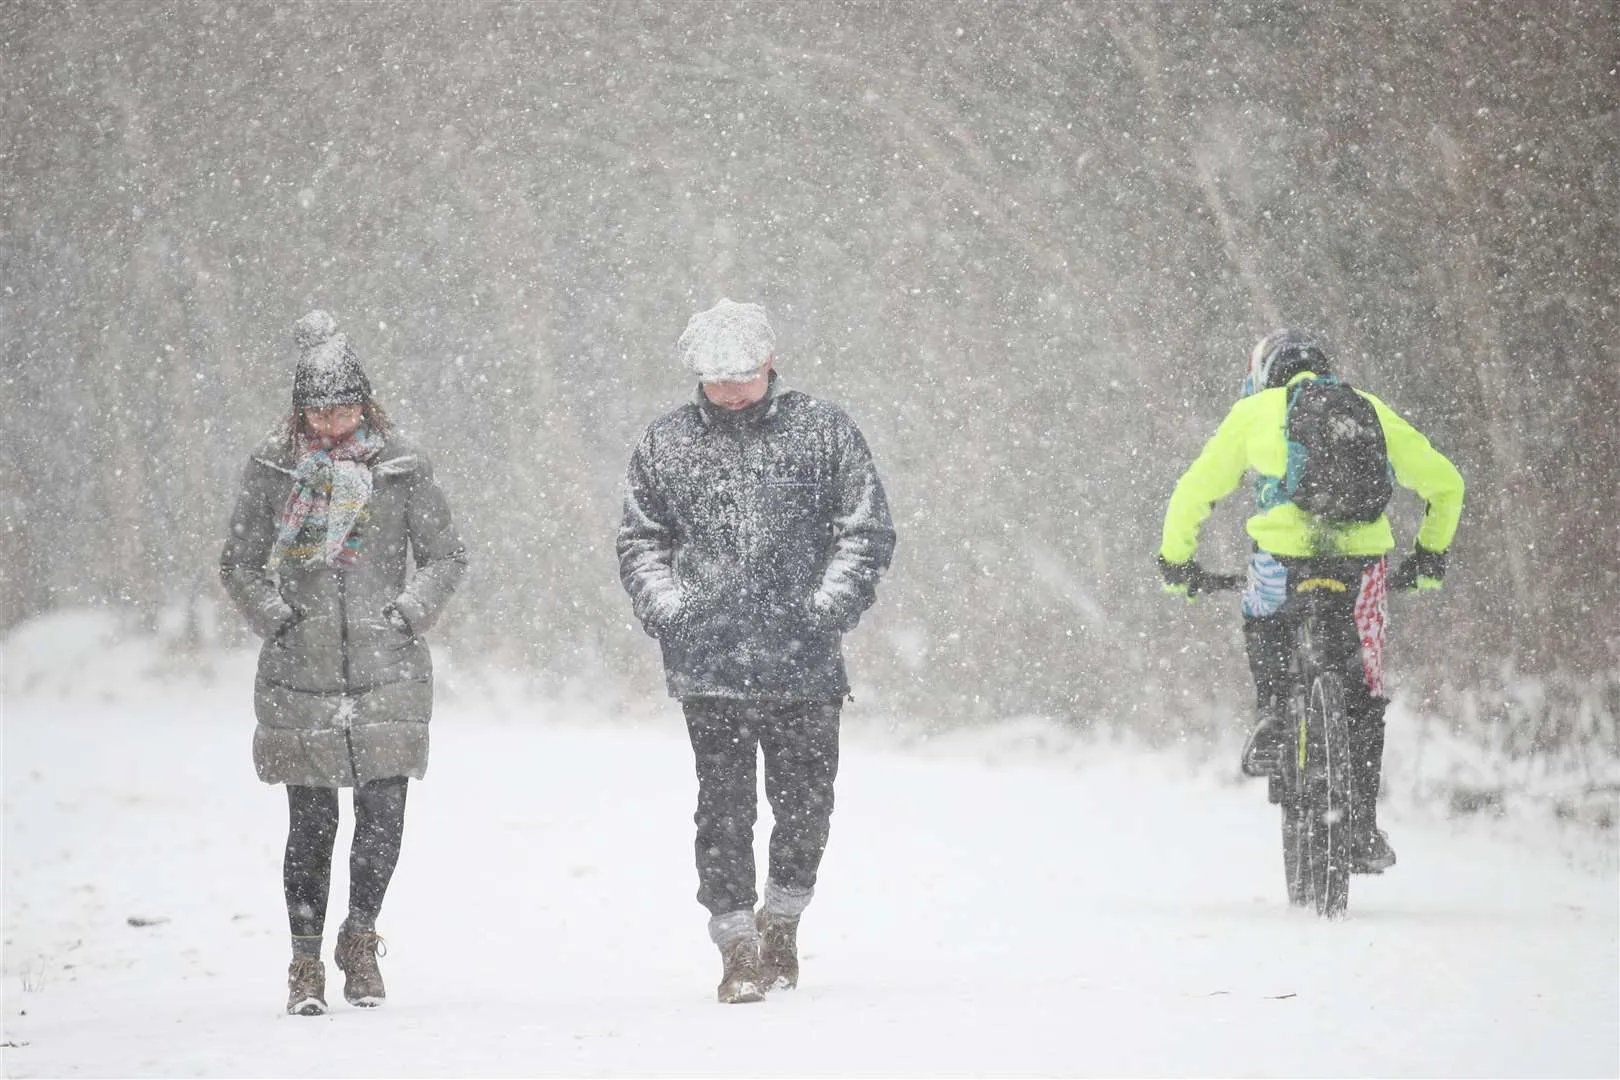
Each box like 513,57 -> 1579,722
1244,329 -> 1331,395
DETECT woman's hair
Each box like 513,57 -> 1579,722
278,401 -> 394,455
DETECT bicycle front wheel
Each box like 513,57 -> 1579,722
1281,671 -> 1353,917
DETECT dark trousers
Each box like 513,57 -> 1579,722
284,777 -> 409,940
682,697 -> 842,917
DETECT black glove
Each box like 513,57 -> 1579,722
1158,556 -> 1214,598
1389,545 -> 1447,592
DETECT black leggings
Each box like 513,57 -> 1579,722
284,778 -> 408,939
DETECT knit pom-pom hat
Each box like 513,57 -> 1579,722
291,310 -> 371,409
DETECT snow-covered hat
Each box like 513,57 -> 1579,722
676,298 -> 776,382
291,309 -> 371,408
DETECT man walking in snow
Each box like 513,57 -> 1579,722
617,298 -> 896,1004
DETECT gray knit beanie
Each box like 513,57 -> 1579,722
291,310 -> 371,409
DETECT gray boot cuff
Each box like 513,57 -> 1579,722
707,910 -> 758,949
762,880 -> 813,918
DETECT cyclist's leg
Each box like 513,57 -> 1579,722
1243,615 -> 1290,701
1242,550 -> 1291,703
1240,551 -> 1292,776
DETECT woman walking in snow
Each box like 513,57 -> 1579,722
220,310 -> 467,1016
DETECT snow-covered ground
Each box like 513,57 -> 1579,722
3,611 -> 1616,1078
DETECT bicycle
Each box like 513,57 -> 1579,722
1205,561 -> 1366,918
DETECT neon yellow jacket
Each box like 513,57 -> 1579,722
1159,372 -> 1464,563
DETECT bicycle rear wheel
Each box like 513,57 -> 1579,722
1280,671 -> 1353,917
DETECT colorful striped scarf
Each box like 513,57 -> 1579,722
267,427 -> 385,572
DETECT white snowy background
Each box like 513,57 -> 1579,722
3,609 -> 1615,1078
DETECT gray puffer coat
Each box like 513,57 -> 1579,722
220,432 -> 467,787
618,377 -> 896,702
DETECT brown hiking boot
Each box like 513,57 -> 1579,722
334,922 -> 387,1007
758,911 -> 800,991
716,936 -> 765,1004
286,956 -> 328,1016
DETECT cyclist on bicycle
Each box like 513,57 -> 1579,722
1157,330 -> 1464,873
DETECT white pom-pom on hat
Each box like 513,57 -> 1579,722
292,309 -> 340,349
291,309 -> 371,408
677,298 -> 776,382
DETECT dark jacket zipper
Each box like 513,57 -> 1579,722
339,570 -> 359,782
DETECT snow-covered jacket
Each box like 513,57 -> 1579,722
220,432 -> 467,787
618,377 -> 896,701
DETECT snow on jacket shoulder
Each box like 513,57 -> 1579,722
618,381 -> 896,701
